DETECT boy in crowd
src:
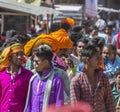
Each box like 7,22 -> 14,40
24,44 -> 64,112
70,45 -> 115,112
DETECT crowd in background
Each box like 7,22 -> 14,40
0,16 -> 120,112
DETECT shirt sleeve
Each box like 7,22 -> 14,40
70,76 -> 81,104
104,75 -> 116,112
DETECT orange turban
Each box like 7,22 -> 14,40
0,43 -> 23,71
24,34 -> 60,56
61,18 -> 75,27
49,29 -> 73,49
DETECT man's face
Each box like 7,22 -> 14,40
76,42 -> 85,56
102,46 -> 110,59
88,53 -> 100,70
33,55 -> 47,72
10,51 -> 24,66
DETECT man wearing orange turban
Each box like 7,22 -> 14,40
24,17 -> 75,56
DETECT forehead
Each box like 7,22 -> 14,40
12,51 -> 23,55
32,55 -> 42,60
102,46 -> 109,51
77,41 -> 85,46
33,54 -> 39,59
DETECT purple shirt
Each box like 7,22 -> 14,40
26,69 -> 64,112
0,66 -> 33,112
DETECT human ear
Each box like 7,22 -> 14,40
85,57 -> 89,64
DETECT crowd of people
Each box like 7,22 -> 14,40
0,16 -> 120,112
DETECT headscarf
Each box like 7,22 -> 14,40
24,18 -> 75,56
49,29 -> 73,49
0,43 -> 23,71
61,18 -> 75,27
24,34 -> 60,56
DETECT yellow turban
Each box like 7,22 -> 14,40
61,18 -> 75,27
24,34 -> 60,56
0,43 -> 23,71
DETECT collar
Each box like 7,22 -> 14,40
6,67 -> 22,75
36,68 -> 52,80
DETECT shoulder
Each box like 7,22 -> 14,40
97,70 -> 109,83
54,66 -> 66,73
71,72 -> 85,83
0,69 -> 6,77
21,66 -> 33,76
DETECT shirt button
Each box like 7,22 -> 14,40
94,103 -> 96,106
9,99 -> 11,101
8,110 -> 10,112
9,89 -> 12,92
12,83 -> 15,85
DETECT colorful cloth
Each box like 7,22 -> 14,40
0,43 -> 23,71
0,66 -> 33,112
61,18 -> 75,27
70,70 -> 115,112
24,34 -> 60,56
49,28 -> 73,49
104,57 -> 120,81
116,32 -> 120,49
25,67 -> 64,112
52,53 -> 68,71
112,83 -> 120,107
25,61 -> 70,97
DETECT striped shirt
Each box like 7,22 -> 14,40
70,70 -> 115,112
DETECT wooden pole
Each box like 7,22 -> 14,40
1,14 -> 4,33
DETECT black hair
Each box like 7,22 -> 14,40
61,23 -> 71,31
2,34 -> 30,49
72,25 -> 82,33
0,35 -> 24,54
89,25 -> 98,33
76,38 -> 89,46
102,43 -> 116,52
108,43 -> 116,52
88,36 -> 105,50
49,22 -> 60,33
12,34 -> 30,45
1,38 -> 20,49
32,43 -> 53,63
70,32 -> 83,46
81,45 -> 99,62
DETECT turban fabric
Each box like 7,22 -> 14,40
0,43 -> 23,71
24,18 -> 74,56
24,34 -> 60,56
49,29 -> 73,49
61,18 -> 75,27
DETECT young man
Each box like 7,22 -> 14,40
112,67 -> 120,107
0,42 -> 33,112
24,44 -> 64,112
101,44 -> 120,83
70,45 -> 115,112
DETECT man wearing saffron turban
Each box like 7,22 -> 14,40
24,17 -> 75,56
0,39 -> 33,112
